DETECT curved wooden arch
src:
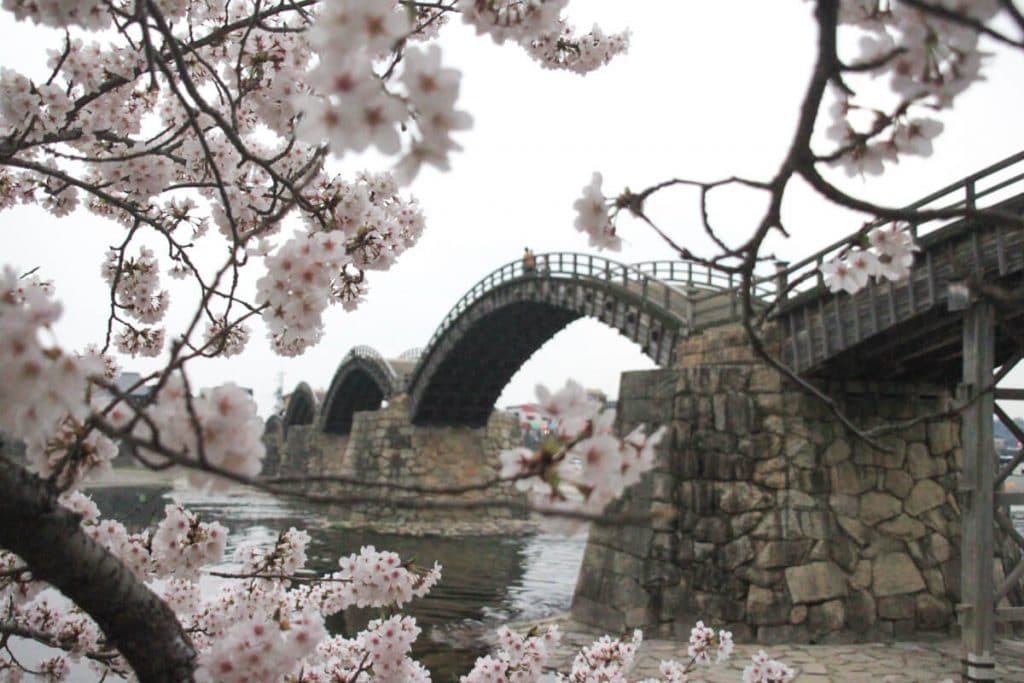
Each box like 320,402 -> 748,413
282,382 -> 317,434
319,346 -> 398,435
407,253 -> 753,426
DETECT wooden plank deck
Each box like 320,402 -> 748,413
777,198 -> 1024,380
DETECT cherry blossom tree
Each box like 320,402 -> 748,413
0,0 -> 1017,681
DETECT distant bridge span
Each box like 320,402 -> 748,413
406,253 -> 769,426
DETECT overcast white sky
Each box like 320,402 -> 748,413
3,2 -> 1024,417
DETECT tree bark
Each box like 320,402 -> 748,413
0,456 -> 196,682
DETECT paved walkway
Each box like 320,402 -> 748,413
535,617 -> 1024,682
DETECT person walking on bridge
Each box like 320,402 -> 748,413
523,247 -> 536,273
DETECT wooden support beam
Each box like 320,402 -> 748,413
994,388 -> 1024,401
960,298 -> 996,674
995,491 -> 1024,506
993,404 -> 1024,487
995,607 -> 1024,622
995,558 -> 1024,603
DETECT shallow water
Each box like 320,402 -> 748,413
88,483 -> 588,681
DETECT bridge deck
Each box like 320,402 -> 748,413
771,150 -> 1024,382
777,198 -> 1024,381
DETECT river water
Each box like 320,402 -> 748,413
51,481 -> 1024,681
88,483 -> 588,681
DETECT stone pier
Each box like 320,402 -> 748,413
263,397 -> 528,529
572,324 -> 1023,643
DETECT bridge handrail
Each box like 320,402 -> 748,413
629,260 -> 777,300
342,344 -> 398,381
416,252 -> 720,364
765,149 -> 1024,304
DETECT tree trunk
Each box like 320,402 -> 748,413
0,456 -> 196,682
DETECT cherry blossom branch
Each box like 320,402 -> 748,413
0,457 -> 195,682
0,622 -> 125,668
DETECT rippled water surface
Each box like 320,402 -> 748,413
89,483 -> 588,680
76,481 -> 1024,681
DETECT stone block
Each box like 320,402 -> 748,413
785,436 -> 816,468
846,589 -> 877,631
877,514 -> 928,540
797,510 -> 832,540
877,595 -> 915,620
807,599 -> 845,638
751,512 -> 783,540
884,470 -> 914,498
906,442 -> 947,479
785,562 -> 848,604
787,490 -> 818,509
718,482 -> 774,514
755,392 -> 783,414
822,439 -> 851,466
756,540 -> 812,569
830,536 -> 859,572
923,568 -> 946,597
859,491 -> 902,526
694,517 -> 729,544
850,560 -> 872,590
915,593 -> 952,630
746,585 -> 789,625
790,604 -> 808,624
809,540 -> 829,561
730,511 -> 763,536
609,577 -> 651,612
750,367 -> 782,393
829,494 -> 859,517
624,606 -> 654,629
572,593 -> 623,631
719,536 -> 755,570
830,462 -> 875,495
927,421 -> 957,454
750,432 -> 783,459
735,565 -> 783,589
608,526 -> 654,558
904,479 -> 946,516
835,516 -> 868,548
694,542 -> 715,561
872,552 -> 926,596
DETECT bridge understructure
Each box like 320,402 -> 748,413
573,152 -> 1024,680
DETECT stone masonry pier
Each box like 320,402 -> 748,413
264,397 -> 528,529
572,324 -> 1023,643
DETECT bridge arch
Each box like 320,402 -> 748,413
282,382 -> 317,433
319,345 -> 399,435
408,252 -> 762,426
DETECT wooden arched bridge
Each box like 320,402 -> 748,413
273,152 -> 1024,676
282,150 -> 1024,435
280,253 -> 772,434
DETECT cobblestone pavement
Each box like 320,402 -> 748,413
533,618 -> 1024,682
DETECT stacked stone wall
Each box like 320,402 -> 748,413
572,324 -> 1023,643
262,397 -> 527,529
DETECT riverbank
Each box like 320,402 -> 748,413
327,514 -> 544,537
84,467 -> 181,489
85,468 -> 552,536
520,614 -> 1024,682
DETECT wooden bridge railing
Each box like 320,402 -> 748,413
417,252 -> 706,359
765,149 -> 1024,307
